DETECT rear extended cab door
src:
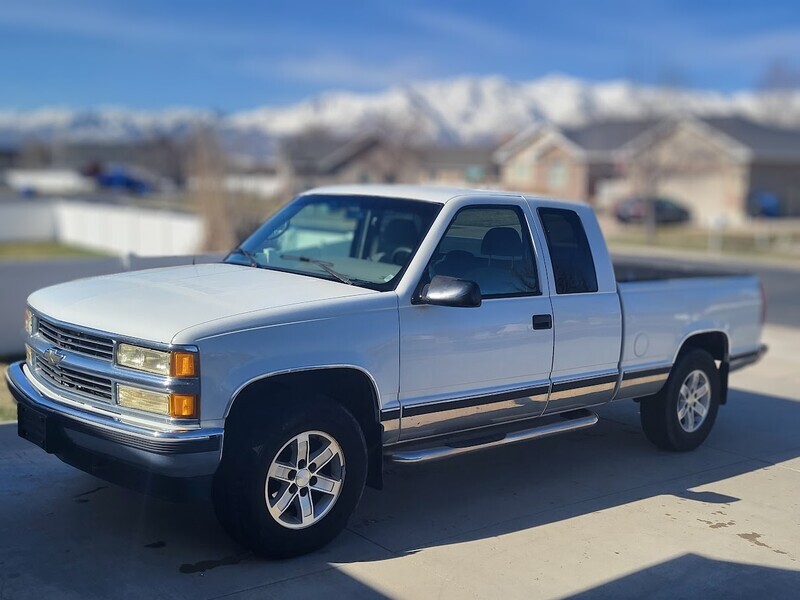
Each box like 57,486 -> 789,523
528,199 -> 623,413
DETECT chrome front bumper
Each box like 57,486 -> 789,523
5,361 -> 222,480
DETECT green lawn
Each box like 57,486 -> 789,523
0,242 -> 109,261
0,364 -> 15,422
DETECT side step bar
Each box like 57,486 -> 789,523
387,409 -> 599,464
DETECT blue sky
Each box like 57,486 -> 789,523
1,0 -> 798,110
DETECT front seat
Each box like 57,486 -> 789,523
480,227 -> 523,264
467,227 -> 525,295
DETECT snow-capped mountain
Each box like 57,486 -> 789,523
2,74 -> 799,151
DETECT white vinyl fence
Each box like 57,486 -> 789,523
0,200 -> 204,256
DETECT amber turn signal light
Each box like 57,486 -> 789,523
169,394 -> 198,418
170,351 -> 197,377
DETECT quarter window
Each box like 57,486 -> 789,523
425,206 -> 540,297
538,208 -> 598,294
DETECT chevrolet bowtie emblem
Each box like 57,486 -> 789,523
43,347 -> 66,365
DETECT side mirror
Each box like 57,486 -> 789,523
417,275 -> 481,308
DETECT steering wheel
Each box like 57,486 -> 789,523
390,246 -> 413,265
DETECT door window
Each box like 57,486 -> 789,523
425,206 -> 540,297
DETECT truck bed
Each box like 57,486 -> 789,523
612,257 -> 742,283
612,256 -> 762,378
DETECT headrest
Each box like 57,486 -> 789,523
381,219 -> 420,249
481,227 -> 523,257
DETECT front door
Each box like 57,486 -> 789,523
398,202 -> 554,441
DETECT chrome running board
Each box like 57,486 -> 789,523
387,409 -> 599,464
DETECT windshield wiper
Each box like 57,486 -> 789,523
227,246 -> 261,268
280,254 -> 352,285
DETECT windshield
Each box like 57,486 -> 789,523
225,194 -> 442,290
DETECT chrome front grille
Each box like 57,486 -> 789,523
35,356 -> 113,401
38,318 -> 114,361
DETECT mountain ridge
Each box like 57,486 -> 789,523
2,74 -> 799,152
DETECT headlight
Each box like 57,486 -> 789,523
117,385 -> 197,418
116,344 -> 197,377
24,309 -> 36,336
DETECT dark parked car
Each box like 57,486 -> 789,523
615,197 -> 690,224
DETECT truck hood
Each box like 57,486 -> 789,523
28,263 -> 375,343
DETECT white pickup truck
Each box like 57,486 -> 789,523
7,185 -> 766,558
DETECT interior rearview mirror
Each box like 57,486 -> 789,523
417,275 -> 481,308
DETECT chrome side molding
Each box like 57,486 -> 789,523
386,409 -> 599,464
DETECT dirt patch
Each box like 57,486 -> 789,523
0,364 -> 16,422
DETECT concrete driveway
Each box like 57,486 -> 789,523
0,324 -> 798,599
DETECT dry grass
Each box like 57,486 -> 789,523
0,242 -> 109,261
607,226 -> 800,261
0,364 -> 16,422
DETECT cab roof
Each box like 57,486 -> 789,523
303,184 -> 587,209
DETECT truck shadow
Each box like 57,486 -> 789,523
0,386 -> 797,598
353,387 -> 800,555
570,553 -> 800,599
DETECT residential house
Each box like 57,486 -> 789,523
620,117 -> 800,223
415,146 -> 498,187
494,120 -> 657,202
0,144 -> 20,172
278,134 -> 418,196
496,117 -> 800,223
278,134 -> 498,195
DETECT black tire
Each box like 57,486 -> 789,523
212,394 -> 367,558
640,349 -> 720,452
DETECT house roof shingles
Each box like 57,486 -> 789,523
700,117 -> 800,161
561,119 -> 660,155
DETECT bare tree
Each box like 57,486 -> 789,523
626,119 -> 718,242
186,127 -> 235,252
628,64 -> 689,120
629,64 -> 687,243
18,139 -> 51,168
758,59 -> 800,128
361,113 -> 428,183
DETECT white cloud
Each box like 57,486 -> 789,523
404,7 -> 527,51
0,1 -> 262,48
244,54 -> 436,88
695,29 -> 800,65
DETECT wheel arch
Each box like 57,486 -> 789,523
225,365 -> 385,489
673,330 -> 730,404
674,330 -> 730,363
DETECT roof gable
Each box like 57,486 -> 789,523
280,134 -> 382,175
494,123 -> 584,163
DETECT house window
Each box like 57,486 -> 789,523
514,162 -> 530,181
465,165 -> 486,182
548,160 -> 568,190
